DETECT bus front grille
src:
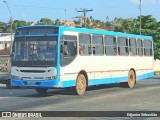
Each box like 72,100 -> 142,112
20,70 -> 46,73
21,77 -> 31,80
34,77 -> 44,80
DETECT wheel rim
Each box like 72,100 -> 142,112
78,78 -> 85,91
128,71 -> 135,88
76,75 -> 86,95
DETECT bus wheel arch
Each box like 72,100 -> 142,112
75,70 -> 88,96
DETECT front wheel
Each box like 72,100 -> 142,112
6,80 -> 11,89
36,88 -> 48,94
75,74 -> 87,96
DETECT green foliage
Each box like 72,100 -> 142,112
113,15 -> 160,59
0,23 -> 5,32
38,18 -> 54,25
55,19 -> 60,25
14,20 -> 27,26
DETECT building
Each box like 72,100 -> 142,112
0,33 -> 13,71
60,20 -> 76,27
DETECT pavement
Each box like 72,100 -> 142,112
0,74 -> 160,120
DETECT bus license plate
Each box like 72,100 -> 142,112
27,82 -> 36,85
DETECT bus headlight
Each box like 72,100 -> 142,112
12,75 -> 21,80
46,76 -> 57,80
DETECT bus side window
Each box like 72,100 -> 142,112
61,35 -> 77,66
129,39 -> 137,56
79,33 -> 91,55
92,35 -> 103,55
137,39 -> 143,56
144,40 -> 152,56
104,36 -> 117,56
117,37 -> 129,56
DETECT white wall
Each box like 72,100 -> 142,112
0,33 -> 14,50
153,59 -> 160,71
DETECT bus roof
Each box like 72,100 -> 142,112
59,26 -> 152,40
17,25 -> 153,40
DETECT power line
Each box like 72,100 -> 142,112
76,8 -> 93,28
139,0 -> 142,35
9,4 -> 71,10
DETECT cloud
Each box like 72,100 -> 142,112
129,0 -> 160,5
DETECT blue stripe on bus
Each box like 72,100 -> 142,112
60,26 -> 153,40
61,72 -> 154,88
136,72 -> 154,80
11,78 -> 59,87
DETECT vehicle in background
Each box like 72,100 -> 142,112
0,73 -> 11,88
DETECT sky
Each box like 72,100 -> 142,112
1,0 -> 160,23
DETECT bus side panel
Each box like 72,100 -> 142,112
60,55 -> 154,88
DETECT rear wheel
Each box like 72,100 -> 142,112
128,70 -> 136,88
36,88 -> 48,94
75,74 -> 87,96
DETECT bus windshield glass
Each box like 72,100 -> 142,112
12,36 -> 57,67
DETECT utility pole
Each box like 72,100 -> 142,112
76,8 -> 93,28
64,9 -> 66,25
3,0 -> 14,71
3,1 -> 13,48
139,0 -> 142,35
74,16 -> 83,27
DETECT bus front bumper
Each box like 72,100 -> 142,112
11,78 -> 61,88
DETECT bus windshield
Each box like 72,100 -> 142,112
12,36 -> 58,67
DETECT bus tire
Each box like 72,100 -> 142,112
6,80 -> 11,89
36,88 -> 48,94
128,70 -> 136,88
75,74 -> 87,96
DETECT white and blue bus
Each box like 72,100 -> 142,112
11,25 -> 154,95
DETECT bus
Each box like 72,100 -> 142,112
10,25 -> 154,95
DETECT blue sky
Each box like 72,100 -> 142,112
1,0 -> 160,23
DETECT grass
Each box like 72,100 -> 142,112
154,71 -> 160,75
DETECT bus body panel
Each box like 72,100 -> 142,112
60,55 -> 153,88
59,27 -> 153,88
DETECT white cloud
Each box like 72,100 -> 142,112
129,0 -> 160,5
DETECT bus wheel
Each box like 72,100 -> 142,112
128,70 -> 136,88
36,88 -> 48,94
76,74 -> 87,96
6,80 -> 11,89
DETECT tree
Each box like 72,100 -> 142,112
0,22 -> 6,32
38,18 -> 54,25
113,15 -> 160,59
55,19 -> 60,25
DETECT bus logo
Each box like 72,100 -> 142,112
2,112 -> 12,117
